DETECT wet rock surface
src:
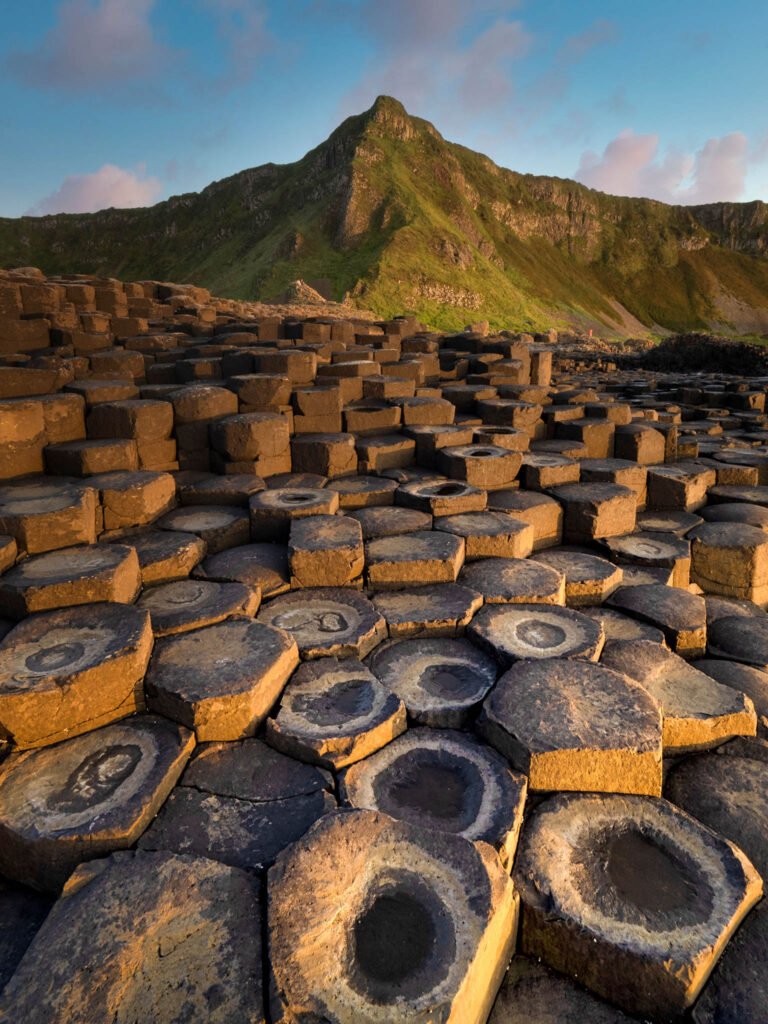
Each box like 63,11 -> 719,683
2,284 -> 768,1020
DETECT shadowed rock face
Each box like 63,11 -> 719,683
0,851 -> 266,1023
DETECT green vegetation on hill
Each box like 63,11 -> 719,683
1,96 -> 768,335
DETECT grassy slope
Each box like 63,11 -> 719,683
1,97 -> 767,334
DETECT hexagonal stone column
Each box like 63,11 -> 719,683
0,481 -> 98,555
342,728 -> 527,867
478,659 -> 662,795
371,583 -> 483,638
549,483 -> 637,542
120,528 -> 206,586
158,503 -> 250,553
269,809 -> 518,1024
325,475 -> 397,510
602,532 -> 691,588
707,614 -> 768,669
396,479 -> 487,516
534,550 -> 623,607
365,531 -> 465,590
580,606 -> 666,645
0,543 -> 141,618
695,657 -> 768,735
266,657 -> 405,768
138,737 -> 336,873
258,588 -> 386,658
468,604 -> 604,666
0,602 -> 152,749
433,511 -> 534,560
666,753 -> 768,877
195,541 -> 290,598
437,444 -> 522,488
601,639 -> 756,752
647,463 -> 715,511
607,583 -> 706,656
513,793 -> 762,1020
486,489 -> 563,550
0,715 -> 194,890
367,637 -> 497,726
137,578 -> 259,636
145,617 -> 298,741
87,470 -> 176,532
0,850 -> 265,1023
459,557 -> 565,605
288,514 -> 364,588
249,487 -> 339,542
690,522 -> 768,605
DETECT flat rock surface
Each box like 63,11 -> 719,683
601,639 -> 757,752
137,578 -> 259,635
468,603 -> 605,665
459,557 -> 565,605
0,715 -> 194,890
370,583 -> 483,638
145,617 -> 298,741
0,850 -> 266,1023
478,658 -> 662,794
257,587 -> 386,658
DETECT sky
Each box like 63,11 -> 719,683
1,0 -> 767,218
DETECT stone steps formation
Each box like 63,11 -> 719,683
0,264 -> 766,1023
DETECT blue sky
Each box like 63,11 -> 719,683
1,0 -> 766,217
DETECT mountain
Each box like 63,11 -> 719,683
2,96 -> 768,335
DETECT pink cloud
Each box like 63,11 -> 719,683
7,0 -> 172,91
576,130 -> 749,204
27,164 -> 162,215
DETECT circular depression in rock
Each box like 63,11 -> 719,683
515,619 -> 567,650
604,829 -> 695,914
419,663 -> 477,698
281,493 -> 315,505
374,749 -> 483,829
25,641 -> 86,673
350,877 -> 454,1003
428,483 -> 467,497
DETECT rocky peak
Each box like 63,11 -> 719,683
360,95 -> 419,141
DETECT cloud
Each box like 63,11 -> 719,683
6,0 -> 173,92
27,164 -> 162,215
341,0 -> 530,121
576,130 -> 750,204
201,0 -> 272,88
532,19 -> 619,109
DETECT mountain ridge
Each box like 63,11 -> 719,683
2,95 -> 768,335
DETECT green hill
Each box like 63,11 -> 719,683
2,96 -> 768,335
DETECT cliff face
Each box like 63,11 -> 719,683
1,95 -> 767,334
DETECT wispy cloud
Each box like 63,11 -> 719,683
340,0 -> 530,124
576,130 -> 752,204
27,164 -> 162,215
6,0 -> 174,92
201,0 -> 272,89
